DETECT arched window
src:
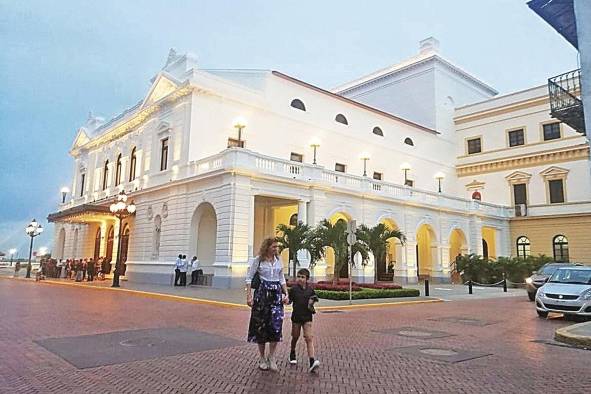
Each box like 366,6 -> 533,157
404,137 -> 414,146
372,127 -> 384,136
290,99 -> 306,111
115,154 -> 122,186
94,227 -> 101,260
516,236 -> 531,258
482,239 -> 489,259
335,114 -> 348,125
553,235 -> 569,262
102,160 -> 109,190
129,147 -> 137,182
289,213 -> 298,226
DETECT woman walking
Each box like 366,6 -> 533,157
246,238 -> 289,372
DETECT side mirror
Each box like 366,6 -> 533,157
543,277 -> 549,282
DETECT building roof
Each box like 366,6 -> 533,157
528,0 -> 578,49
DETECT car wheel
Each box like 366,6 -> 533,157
537,310 -> 548,318
528,292 -> 535,302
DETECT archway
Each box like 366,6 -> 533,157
57,228 -> 66,260
416,224 -> 437,279
449,228 -> 468,283
120,225 -> 130,275
190,203 -> 217,269
482,227 -> 497,259
380,218 -> 402,281
94,227 -> 101,260
106,226 -> 114,272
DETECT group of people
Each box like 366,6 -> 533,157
173,254 -> 202,286
245,238 -> 320,373
17,257 -> 113,282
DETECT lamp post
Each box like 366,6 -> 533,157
233,117 -> 247,146
110,191 -> 136,287
400,163 -> 411,186
60,187 -> 70,204
9,248 -> 17,267
310,139 -> 321,165
360,153 -> 370,176
435,172 -> 446,193
25,219 -> 43,278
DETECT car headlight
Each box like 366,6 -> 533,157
537,290 -> 545,298
525,277 -> 533,285
581,289 -> 591,300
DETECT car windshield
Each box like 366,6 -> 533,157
539,265 -> 561,275
548,269 -> 591,285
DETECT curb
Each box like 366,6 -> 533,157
555,321 -> 591,348
0,275 -> 443,311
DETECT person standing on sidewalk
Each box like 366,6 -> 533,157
179,255 -> 188,286
87,258 -> 95,282
245,238 -> 289,372
14,261 -> 21,278
190,256 -> 201,285
174,254 -> 183,286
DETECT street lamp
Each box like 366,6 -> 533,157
310,138 -> 321,165
109,191 -> 136,287
435,172 -> 446,193
25,219 -> 43,278
9,248 -> 17,267
60,186 -> 70,204
400,163 -> 412,186
360,153 -> 370,176
233,117 -> 247,143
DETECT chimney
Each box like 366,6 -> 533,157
419,37 -> 440,55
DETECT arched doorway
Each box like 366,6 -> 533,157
482,227 -> 497,259
380,218 -> 402,281
416,224 -> 437,280
449,228 -> 468,283
57,228 -> 66,260
94,228 -> 101,260
120,225 -> 130,275
190,203 -> 217,268
106,226 -> 114,273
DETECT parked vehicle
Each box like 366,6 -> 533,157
525,263 -> 579,301
535,266 -> 591,320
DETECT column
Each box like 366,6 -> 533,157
399,241 -> 418,284
248,194 -> 255,258
297,200 -> 310,266
469,217 -> 483,256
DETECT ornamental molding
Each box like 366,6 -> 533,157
465,180 -> 485,190
456,145 -> 589,177
540,165 -> 569,179
162,202 -> 169,218
505,170 -> 532,184
146,205 -> 153,221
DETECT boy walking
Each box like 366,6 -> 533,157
288,268 -> 320,373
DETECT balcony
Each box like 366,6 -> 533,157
548,69 -> 586,134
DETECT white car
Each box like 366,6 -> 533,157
535,266 -> 591,320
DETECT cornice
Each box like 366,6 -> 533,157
456,144 -> 590,177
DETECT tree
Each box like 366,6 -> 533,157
314,219 -> 369,284
275,221 -> 319,279
356,223 -> 406,283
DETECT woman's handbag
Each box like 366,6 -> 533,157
251,257 -> 262,289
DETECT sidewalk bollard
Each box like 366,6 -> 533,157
468,280 -> 473,295
424,279 -> 430,297
503,274 -> 507,293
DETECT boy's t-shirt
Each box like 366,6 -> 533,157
289,284 -> 317,323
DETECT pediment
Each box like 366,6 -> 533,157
465,180 -> 485,190
71,129 -> 90,151
505,171 -> 532,182
141,73 -> 179,108
540,166 -> 569,178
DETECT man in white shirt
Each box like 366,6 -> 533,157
174,254 -> 183,286
190,256 -> 202,285
179,254 -> 188,286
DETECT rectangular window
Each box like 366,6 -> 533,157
335,163 -> 346,173
508,129 -> 525,147
513,183 -> 527,205
467,137 -> 482,154
549,179 -> 565,203
373,172 -> 382,181
290,152 -> 303,163
543,123 -> 561,141
79,174 -> 85,197
160,138 -> 169,171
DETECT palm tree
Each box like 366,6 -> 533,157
356,223 -> 406,283
275,221 -> 319,278
314,219 -> 369,284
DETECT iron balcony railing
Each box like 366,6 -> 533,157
548,69 -> 586,134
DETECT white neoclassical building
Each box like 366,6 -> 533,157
49,38 -> 590,288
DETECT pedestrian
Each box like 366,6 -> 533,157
288,268 -> 320,372
75,260 -> 83,282
190,256 -> 201,285
87,258 -> 95,282
82,259 -> 87,281
56,259 -> 63,278
174,254 -> 182,286
14,261 -> 21,278
245,237 -> 289,372
180,255 -> 188,286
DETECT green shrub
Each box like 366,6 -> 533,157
316,288 -> 420,300
457,253 -> 555,284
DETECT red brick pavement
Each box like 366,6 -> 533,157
0,279 -> 589,393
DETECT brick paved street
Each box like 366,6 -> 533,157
1,278 -> 590,394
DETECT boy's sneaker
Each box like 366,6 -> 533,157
309,359 -> 320,373
268,357 -> 279,372
289,351 -> 297,365
258,357 -> 269,371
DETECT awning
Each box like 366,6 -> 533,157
528,0 -> 578,49
47,204 -> 114,223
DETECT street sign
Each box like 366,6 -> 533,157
347,233 -> 357,245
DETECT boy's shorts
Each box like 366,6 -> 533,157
291,313 -> 313,324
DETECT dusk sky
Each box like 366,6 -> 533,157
0,0 -> 579,256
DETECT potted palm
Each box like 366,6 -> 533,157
356,223 -> 406,283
